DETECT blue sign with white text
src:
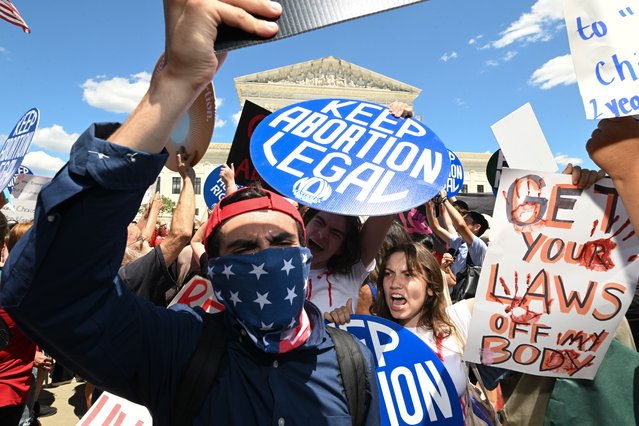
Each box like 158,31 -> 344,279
203,165 -> 244,208
444,150 -> 464,198
203,165 -> 228,208
334,315 -> 463,425
0,109 -> 39,192
7,165 -> 33,194
250,99 -> 450,216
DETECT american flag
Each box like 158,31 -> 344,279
0,0 -> 30,34
210,247 -> 313,354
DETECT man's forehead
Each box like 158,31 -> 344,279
220,209 -> 299,233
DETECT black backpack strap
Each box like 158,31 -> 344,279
326,326 -> 369,426
172,312 -> 227,425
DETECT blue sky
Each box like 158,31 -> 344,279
0,0 -> 596,176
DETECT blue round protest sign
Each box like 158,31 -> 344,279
444,150 -> 464,198
250,99 -> 450,216
203,165 -> 228,208
203,165 -> 244,208
334,315 -> 463,425
0,109 -> 39,193
7,165 -> 33,194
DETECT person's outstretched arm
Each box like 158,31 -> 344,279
159,150 -> 196,265
0,0 -> 281,411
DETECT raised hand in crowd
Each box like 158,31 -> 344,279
142,193 -> 163,245
33,350 -> 53,372
388,101 -> 414,118
440,252 -> 456,288
324,298 -> 353,326
586,117 -> 639,233
159,149 -> 197,265
220,163 -> 238,195
562,163 -> 605,189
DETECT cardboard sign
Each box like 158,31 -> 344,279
77,391 -> 152,426
215,0 -> 427,51
335,315 -> 463,425
168,275 -> 224,313
250,99 -> 450,216
490,103 -> 557,173
7,165 -> 32,194
227,100 -> 272,187
444,150 -> 464,198
1,174 -> 50,222
485,149 -> 509,196
563,0 -> 639,118
152,54 -> 215,171
463,169 -> 639,379
0,108 -> 39,192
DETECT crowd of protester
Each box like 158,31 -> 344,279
0,1 -> 638,425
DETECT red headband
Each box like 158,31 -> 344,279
203,189 -> 306,252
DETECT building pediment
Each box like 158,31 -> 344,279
235,56 -> 420,94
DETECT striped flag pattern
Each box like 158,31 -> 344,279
0,0 -> 30,34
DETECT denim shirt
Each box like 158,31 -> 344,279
0,124 -> 379,426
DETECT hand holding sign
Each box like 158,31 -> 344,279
250,98 -> 450,216
564,0 -> 639,118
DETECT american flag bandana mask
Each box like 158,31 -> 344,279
208,246 -> 313,354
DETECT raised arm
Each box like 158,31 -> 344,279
142,193 -> 163,243
441,194 -> 475,245
0,0 -> 282,408
425,199 -> 456,243
157,150 -> 196,265
586,117 -> 639,233
108,2 -> 280,154
359,215 -> 395,267
220,163 -> 238,195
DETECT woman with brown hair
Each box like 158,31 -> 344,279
370,242 -> 472,398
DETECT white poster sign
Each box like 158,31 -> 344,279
1,174 -> 51,222
491,103 -> 558,173
564,0 -> 639,119
77,392 -> 153,426
464,169 -> 639,379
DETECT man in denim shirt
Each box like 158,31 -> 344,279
0,1 -> 379,424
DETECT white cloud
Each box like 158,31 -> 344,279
440,51 -> 458,62
81,72 -> 151,114
490,0 -> 564,48
485,59 -> 499,67
0,47 -> 7,55
554,153 -> 583,167
502,51 -> 518,62
454,98 -> 467,107
0,134 -> 6,143
32,125 -> 79,154
22,151 -> 67,177
529,54 -> 577,90
216,97 -> 223,109
468,35 -> 483,45
215,117 -> 227,128
232,110 -> 242,124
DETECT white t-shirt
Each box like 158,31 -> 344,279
307,260 -> 375,314
406,301 -> 472,397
